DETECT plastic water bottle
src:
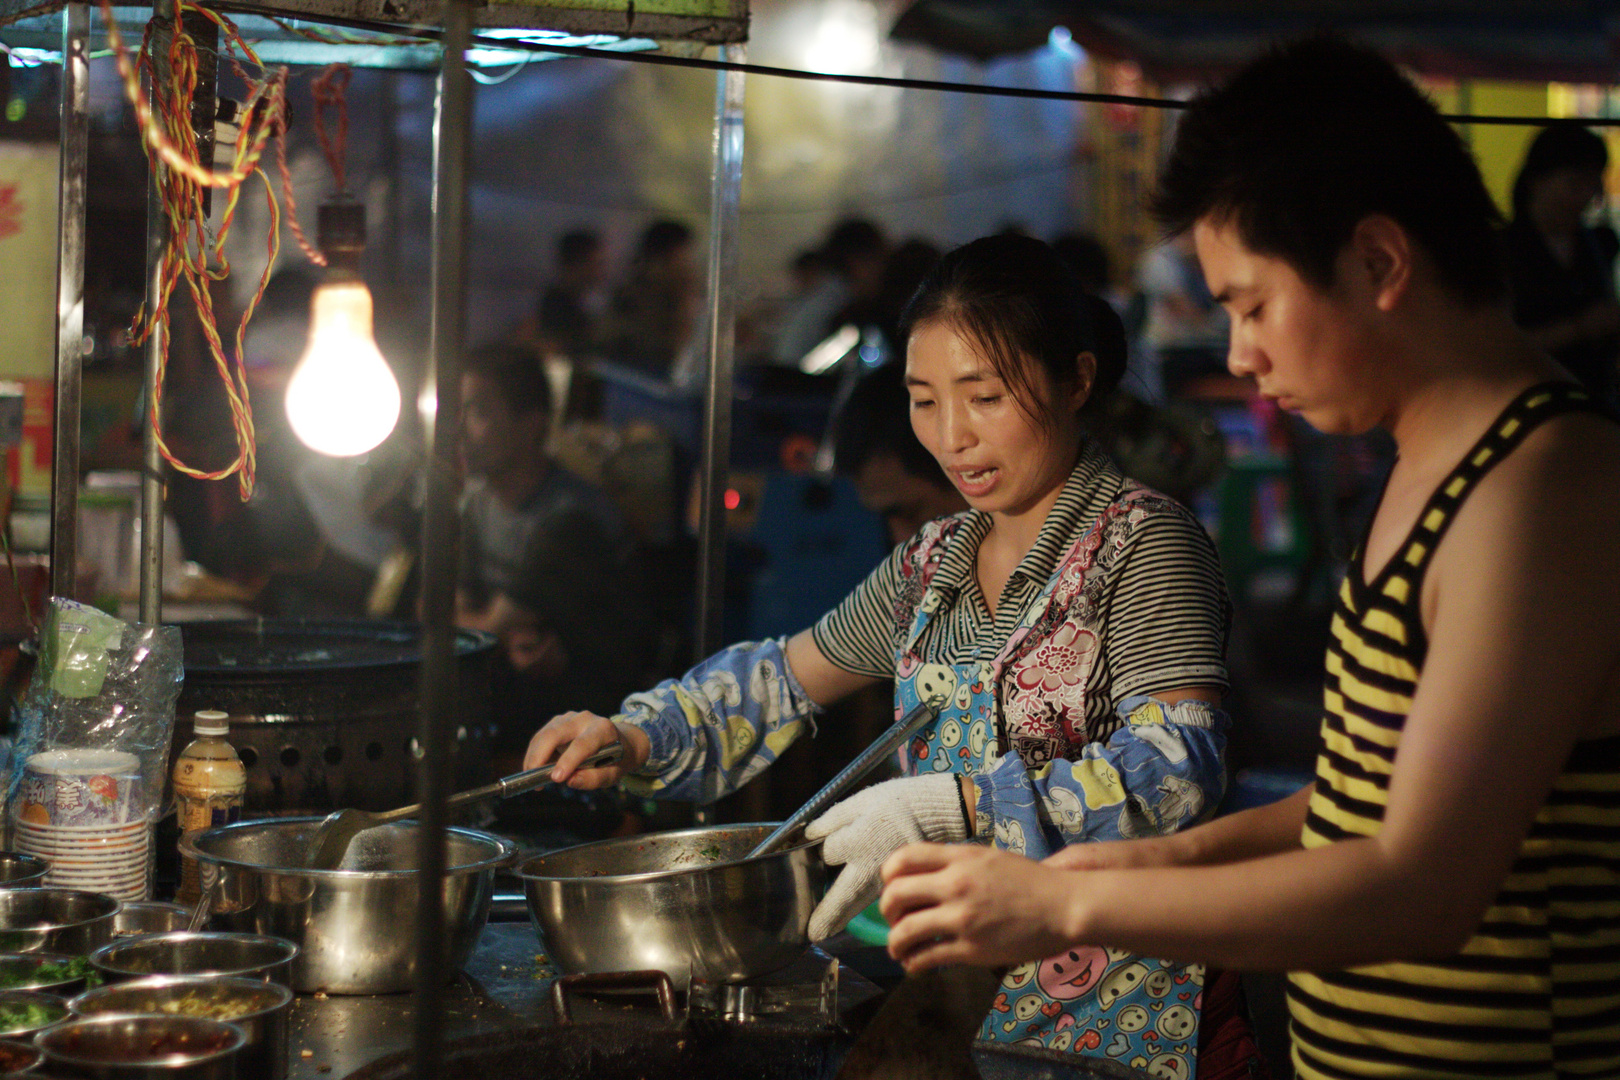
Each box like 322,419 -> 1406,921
173,710 -> 245,905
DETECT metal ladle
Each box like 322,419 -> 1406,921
304,742 -> 625,869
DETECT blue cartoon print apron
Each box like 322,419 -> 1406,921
891,560 -> 1206,1078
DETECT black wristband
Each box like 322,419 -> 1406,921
955,774 -> 973,835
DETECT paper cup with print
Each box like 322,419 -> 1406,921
15,750 -> 141,828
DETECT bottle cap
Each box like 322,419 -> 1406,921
193,710 -> 230,736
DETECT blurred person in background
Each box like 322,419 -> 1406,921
1504,120 -> 1620,405
456,341 -> 644,763
1136,230 -> 1231,401
831,360 -> 966,545
535,228 -> 609,361
601,219 -> 699,381
770,216 -> 890,367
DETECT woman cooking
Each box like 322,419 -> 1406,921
527,233 -> 1234,1064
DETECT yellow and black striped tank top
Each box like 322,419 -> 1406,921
1288,381 -> 1620,1080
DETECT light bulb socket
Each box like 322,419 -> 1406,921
317,197 -> 367,275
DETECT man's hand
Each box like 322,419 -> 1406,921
524,711 -> 649,788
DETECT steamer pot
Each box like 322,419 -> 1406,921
174,619 -> 497,814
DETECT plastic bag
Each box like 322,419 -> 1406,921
7,598 -> 183,827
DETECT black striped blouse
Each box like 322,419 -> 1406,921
812,441 -> 1230,739
1290,382 -> 1620,1080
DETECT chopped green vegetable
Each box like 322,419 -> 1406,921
0,954 -> 92,990
0,998 -> 61,1031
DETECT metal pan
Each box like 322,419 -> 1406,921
518,823 -> 825,990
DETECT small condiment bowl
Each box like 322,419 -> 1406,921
0,854 -> 50,890
110,905 -> 189,940
0,889 -> 119,955
0,988 -> 72,1039
0,952 -> 92,995
0,1035 -> 42,1073
89,934 -> 297,989
36,1013 -> 245,1080
70,977 -> 290,1080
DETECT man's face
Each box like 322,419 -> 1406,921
1193,219 -> 1383,436
854,451 -> 967,546
460,372 -> 533,477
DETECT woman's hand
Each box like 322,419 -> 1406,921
523,711 -> 650,788
879,843 -> 1088,973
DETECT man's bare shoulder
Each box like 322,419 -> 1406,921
1495,407 -> 1620,504
1444,407 -> 1620,585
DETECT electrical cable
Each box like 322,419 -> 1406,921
204,8 -> 1620,128
94,0 -> 341,502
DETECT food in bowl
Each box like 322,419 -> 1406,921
37,1015 -> 246,1069
0,952 -> 95,991
0,1037 -> 40,1072
156,991 -> 255,1020
53,1025 -> 238,1058
0,994 -> 62,1031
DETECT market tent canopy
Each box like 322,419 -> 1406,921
0,0 -> 747,66
889,0 -> 1620,84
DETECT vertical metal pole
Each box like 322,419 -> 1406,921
140,0 -> 173,626
691,46 -> 745,826
49,2 -> 90,602
413,2 -> 471,1078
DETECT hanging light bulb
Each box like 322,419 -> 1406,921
285,198 -> 401,457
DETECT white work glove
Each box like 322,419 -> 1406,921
804,772 -> 969,940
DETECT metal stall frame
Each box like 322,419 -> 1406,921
43,2 -> 748,1075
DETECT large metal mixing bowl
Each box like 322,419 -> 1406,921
180,819 -> 513,995
517,824 -> 826,991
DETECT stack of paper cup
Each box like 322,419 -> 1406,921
11,749 -> 150,901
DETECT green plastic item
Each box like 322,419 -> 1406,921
845,900 -> 889,947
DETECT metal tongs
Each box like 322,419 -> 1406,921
304,742 -> 624,870
746,700 -> 939,859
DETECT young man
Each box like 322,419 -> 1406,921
456,343 -> 642,760
878,37 -> 1620,1080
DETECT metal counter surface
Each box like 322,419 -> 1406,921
284,921 -> 882,1080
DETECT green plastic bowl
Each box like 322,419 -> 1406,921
845,900 -> 888,947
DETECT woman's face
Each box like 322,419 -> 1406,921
904,319 -> 1085,521
1530,166 -> 1605,234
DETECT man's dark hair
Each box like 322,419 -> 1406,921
821,217 -> 887,277
556,229 -> 602,268
636,219 -> 693,261
1151,35 -> 1507,306
1512,121 -> 1610,219
832,361 -> 952,489
465,341 -> 552,419
898,233 -> 1128,424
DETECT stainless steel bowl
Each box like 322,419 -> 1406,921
517,823 -> 827,991
0,889 -> 118,955
70,977 -> 290,1080
0,854 -> 50,890
110,904 -> 190,940
0,952 -> 92,994
36,1013 -> 245,1080
0,988 -> 70,1038
180,819 -> 513,995
0,1036 -> 42,1073
88,934 -> 297,988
